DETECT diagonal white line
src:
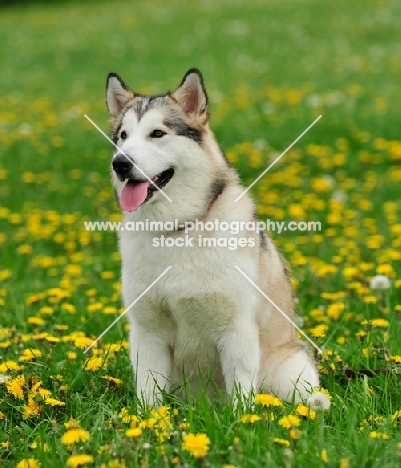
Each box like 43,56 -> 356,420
83,266 -> 172,354
234,115 -> 322,203
235,266 -> 323,354
84,114 -> 173,203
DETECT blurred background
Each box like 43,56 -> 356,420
1,0 -> 400,203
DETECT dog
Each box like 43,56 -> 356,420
105,68 -> 319,406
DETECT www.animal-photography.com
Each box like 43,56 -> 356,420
1,0 -> 400,467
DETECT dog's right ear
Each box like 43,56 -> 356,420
170,68 -> 209,124
106,73 -> 134,117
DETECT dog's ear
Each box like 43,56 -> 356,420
171,69 -> 209,123
106,73 -> 134,116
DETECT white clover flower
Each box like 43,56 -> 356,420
307,391 -> 331,411
369,275 -> 391,290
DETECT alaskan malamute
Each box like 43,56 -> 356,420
106,68 -> 319,406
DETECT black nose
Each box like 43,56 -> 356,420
112,153 -> 133,176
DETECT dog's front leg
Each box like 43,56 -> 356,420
218,319 -> 260,405
129,326 -> 171,407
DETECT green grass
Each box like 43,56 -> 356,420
1,0 -> 401,466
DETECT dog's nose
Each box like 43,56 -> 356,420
112,153 -> 133,176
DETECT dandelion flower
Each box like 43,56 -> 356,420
84,357 -> 104,371
66,454 -> 94,467
392,410 -> 401,421
182,433 -> 211,459
388,355 -> 401,363
7,375 -> 25,399
255,393 -> 283,407
61,429 -> 90,444
125,427 -> 142,438
240,414 -> 261,424
16,459 -> 40,468
369,275 -> 391,289
273,438 -> 290,447
369,431 -> 389,439
307,388 -> 331,411
103,375 -> 122,386
278,415 -> 301,429
23,398 -> 42,419
44,397 -> 65,407
0,361 -> 23,372
295,403 -> 316,420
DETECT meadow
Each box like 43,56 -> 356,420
0,0 -> 401,466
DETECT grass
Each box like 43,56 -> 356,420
1,0 -> 401,466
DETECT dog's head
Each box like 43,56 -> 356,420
106,69 -> 224,222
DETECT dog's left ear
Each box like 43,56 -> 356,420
171,69 -> 209,123
106,73 -> 134,117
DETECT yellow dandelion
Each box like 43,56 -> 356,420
321,449 -> 329,463
0,361 -> 24,372
240,414 -> 261,424
84,357 -> 104,371
312,387 -> 332,399
125,427 -> 142,438
66,454 -> 94,467
273,438 -> 290,447
255,393 -> 284,407
44,397 -> 65,407
278,415 -> 301,429
369,431 -> 389,439
20,349 -> 42,362
182,433 -> 211,459
119,408 -> 140,425
388,355 -> 401,363
7,375 -> 25,399
64,418 -> 81,429
102,375 -> 122,386
23,398 -> 42,419
74,337 -> 96,349
392,410 -> 401,421
363,295 -> 377,304
38,388 -> 51,398
289,428 -> 300,440
371,318 -> 389,328
356,330 -> 367,340
310,324 -> 328,338
28,317 -> 45,326
61,429 -> 90,445
295,403 -> 316,420
139,418 -> 156,429
16,459 -> 40,468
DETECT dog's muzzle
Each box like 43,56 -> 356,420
112,153 -> 133,180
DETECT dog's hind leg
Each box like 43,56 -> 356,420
259,342 -> 319,402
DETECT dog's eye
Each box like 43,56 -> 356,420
120,131 -> 127,140
150,129 -> 166,139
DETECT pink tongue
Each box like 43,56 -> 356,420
120,181 -> 150,212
